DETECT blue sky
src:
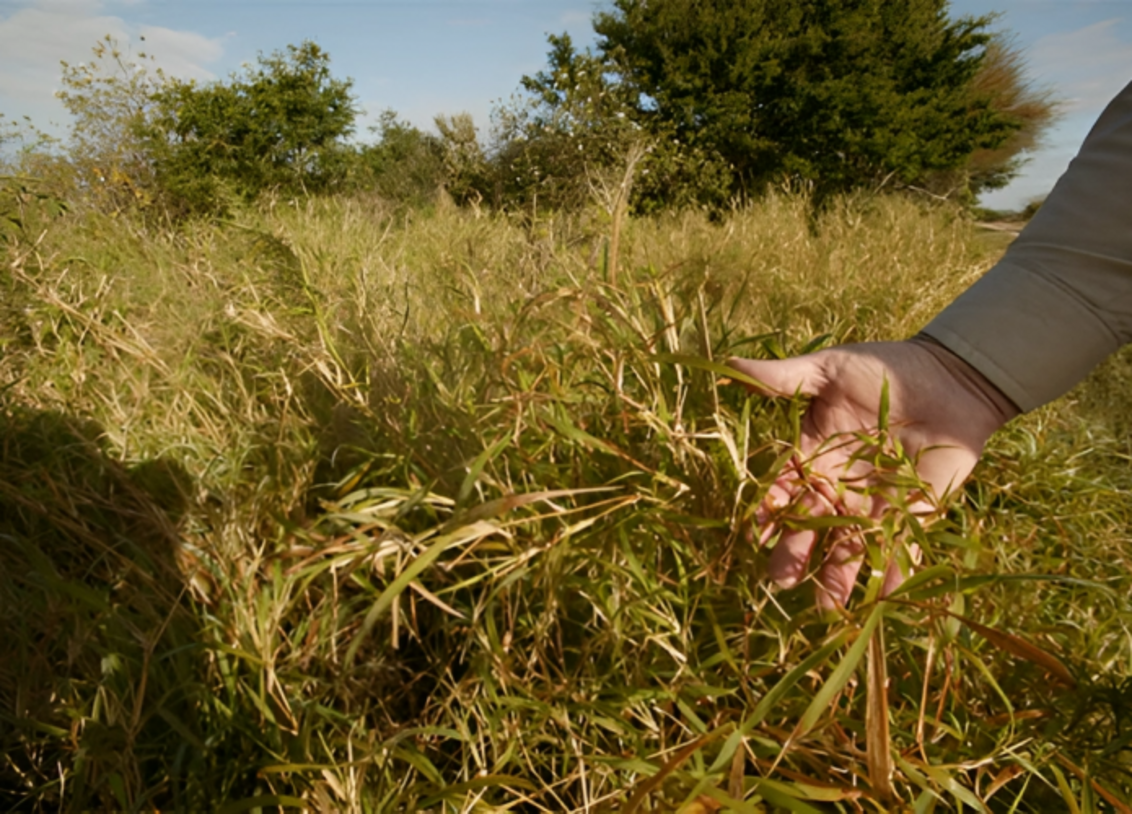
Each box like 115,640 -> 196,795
2,0 -> 1130,210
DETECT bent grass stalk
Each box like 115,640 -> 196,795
1,192 -> 1130,811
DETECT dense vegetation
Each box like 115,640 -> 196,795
3,3 -> 1124,812
595,0 -> 1022,200
3,183 -> 1132,810
7,0 -> 1055,222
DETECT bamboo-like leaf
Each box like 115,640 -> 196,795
800,333 -> 833,354
1049,763 -> 1084,814
696,785 -> 769,814
793,603 -> 886,740
866,622 -> 893,801
894,572 -> 1109,602
419,775 -> 538,807
753,780 -> 828,814
877,376 -> 890,432
456,434 -> 510,506
345,520 -> 499,666
1055,754 -> 1132,814
701,781 -> 826,814
541,409 -> 684,486
983,765 -> 1025,800
883,563 -> 956,599
708,631 -> 851,773
676,797 -> 722,814
439,486 -> 613,534
651,352 -> 775,392
952,612 -> 1076,688
622,734 -> 718,814
919,762 -> 986,810
782,514 -> 875,530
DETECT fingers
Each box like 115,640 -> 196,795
726,355 -> 822,398
814,536 -> 920,610
756,469 -> 919,609
763,506 -> 868,608
760,470 -> 864,607
767,527 -> 818,588
761,477 -> 838,590
769,523 -> 912,610
881,542 -> 922,598
814,536 -> 866,611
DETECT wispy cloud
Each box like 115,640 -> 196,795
559,10 -> 592,26
0,0 -> 223,130
446,18 -> 489,28
1031,19 -> 1132,114
982,16 -> 1131,208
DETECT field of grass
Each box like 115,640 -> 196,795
2,190 -> 1132,811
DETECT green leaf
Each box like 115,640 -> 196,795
345,520 -> 500,666
708,630 -> 851,773
419,775 -> 538,807
878,377 -> 890,431
794,603 -> 886,739
651,352 -> 773,392
457,435 -> 510,506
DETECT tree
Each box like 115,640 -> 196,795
434,112 -> 489,206
55,35 -> 168,212
592,0 -> 1032,202
955,37 -> 1057,196
494,33 -> 731,213
489,33 -> 640,212
354,110 -> 446,206
143,41 -> 356,212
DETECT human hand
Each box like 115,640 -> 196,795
728,338 -> 1019,609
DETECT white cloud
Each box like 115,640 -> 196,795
980,18 -> 1132,209
446,18 -> 489,28
0,0 -> 224,133
138,25 -> 223,80
1031,19 -> 1132,115
559,10 -> 592,26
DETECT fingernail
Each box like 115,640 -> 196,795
774,574 -> 800,590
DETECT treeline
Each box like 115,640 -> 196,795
3,0 -> 1056,221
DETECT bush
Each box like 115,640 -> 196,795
489,33 -> 732,214
142,41 -> 357,214
353,110 -> 445,207
53,36 -> 165,214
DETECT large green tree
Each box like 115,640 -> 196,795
592,0 -> 1027,201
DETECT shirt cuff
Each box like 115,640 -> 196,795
920,259 -> 1121,413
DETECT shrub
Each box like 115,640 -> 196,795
142,41 -> 357,214
353,110 -> 445,207
4,192 -> 1130,809
54,36 -> 166,214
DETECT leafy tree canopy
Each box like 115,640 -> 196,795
498,33 -> 731,213
586,0 -> 1035,203
143,41 -> 356,212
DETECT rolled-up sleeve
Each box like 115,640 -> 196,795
922,79 -> 1132,413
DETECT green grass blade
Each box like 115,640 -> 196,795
794,602 -> 886,740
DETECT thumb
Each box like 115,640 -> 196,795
726,355 -> 823,398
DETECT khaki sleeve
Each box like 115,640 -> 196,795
921,79 -> 1132,413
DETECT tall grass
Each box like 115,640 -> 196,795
2,191 -> 1131,811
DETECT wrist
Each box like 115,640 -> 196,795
909,333 -> 1021,434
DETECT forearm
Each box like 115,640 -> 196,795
922,80 -> 1132,413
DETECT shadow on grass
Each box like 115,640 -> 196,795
0,404 -> 213,811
